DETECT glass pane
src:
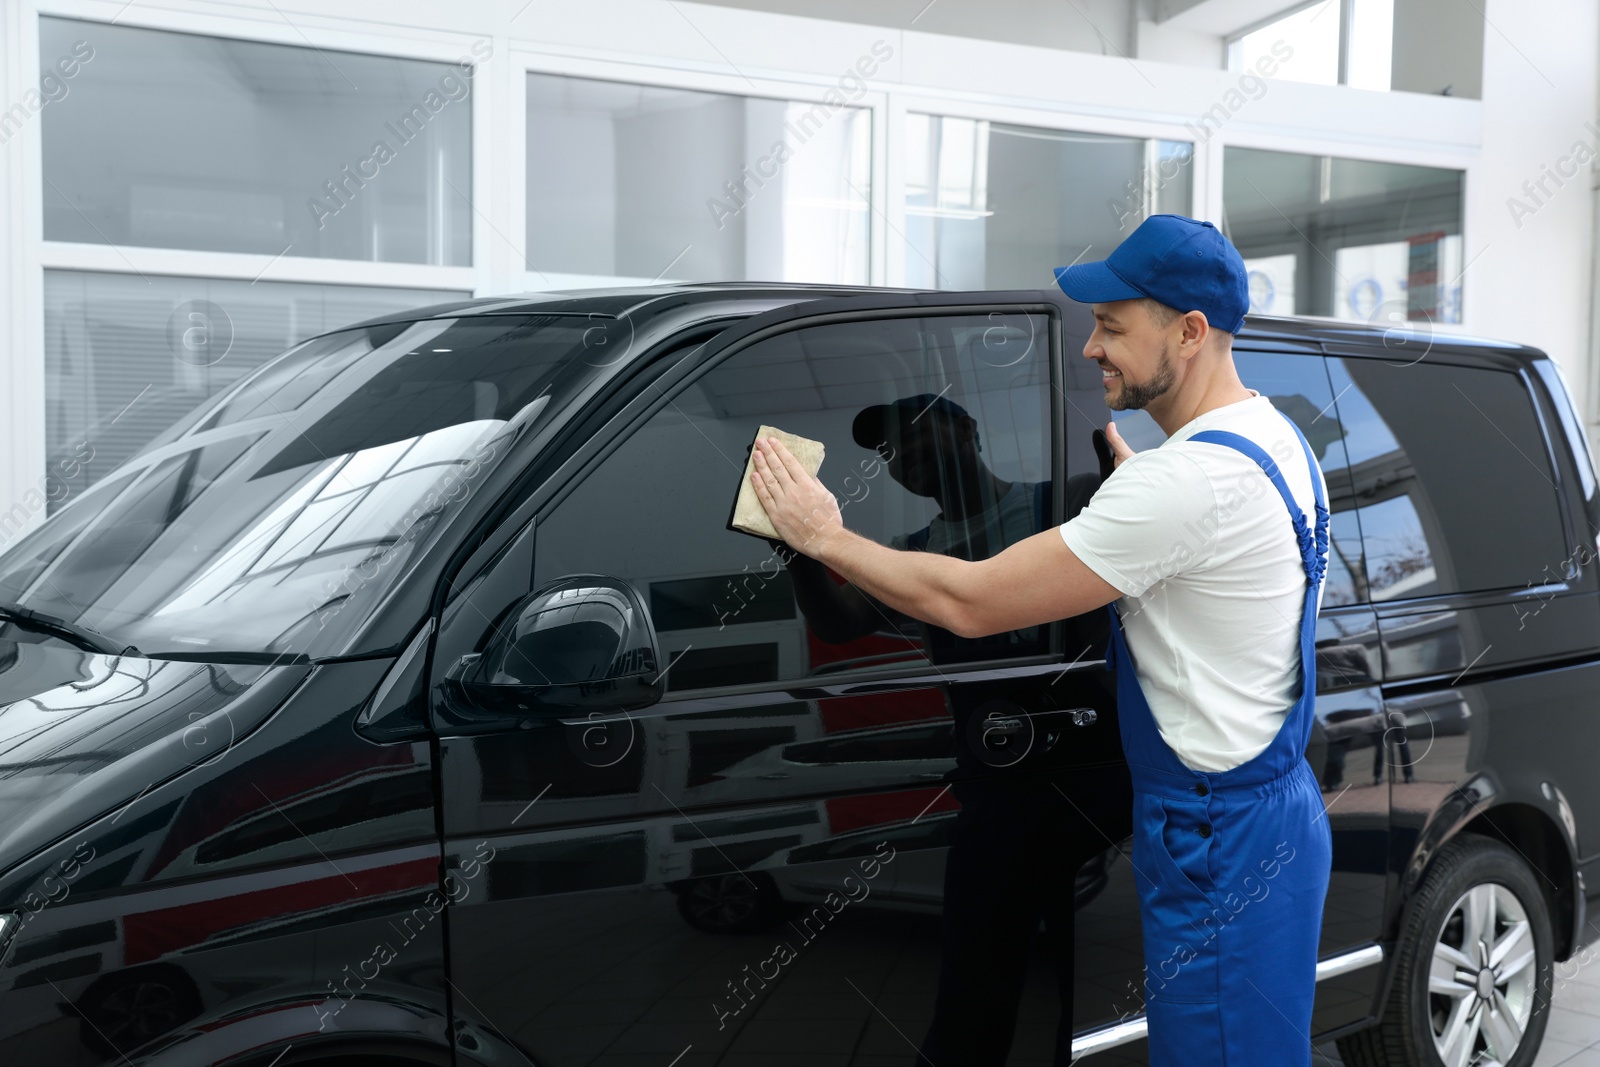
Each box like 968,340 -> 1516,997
526,73 -> 870,285
1223,147 -> 1464,323
1230,1 -> 1340,86
40,17 -> 474,265
904,114 -> 1191,290
1348,0 -> 1395,91
535,313 -> 1054,687
42,270 -> 467,511
1327,357 -> 1567,599
1,316 -> 595,658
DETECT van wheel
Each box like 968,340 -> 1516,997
1337,835 -> 1552,1067
75,964 -> 202,1059
676,872 -> 786,934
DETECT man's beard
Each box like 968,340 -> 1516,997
1108,343 -> 1176,411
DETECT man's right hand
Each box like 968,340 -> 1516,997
1104,421 -> 1136,470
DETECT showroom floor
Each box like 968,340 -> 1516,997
1310,963 -> 1600,1067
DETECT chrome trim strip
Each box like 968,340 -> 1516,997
1069,943 -> 1386,1058
1315,943 -> 1385,981
1071,1016 -> 1147,1057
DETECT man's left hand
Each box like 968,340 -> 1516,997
750,436 -> 843,560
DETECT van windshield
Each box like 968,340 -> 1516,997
0,314 -> 597,660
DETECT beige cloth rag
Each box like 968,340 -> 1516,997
730,424 -> 826,540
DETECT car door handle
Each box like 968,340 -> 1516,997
982,707 -> 1097,737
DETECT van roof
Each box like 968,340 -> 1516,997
337,282 -> 1544,363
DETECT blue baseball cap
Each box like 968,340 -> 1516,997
1053,214 -> 1250,334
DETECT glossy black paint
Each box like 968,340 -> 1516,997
0,283 -> 1592,1066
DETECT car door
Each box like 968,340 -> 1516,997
1323,349 -> 1600,955
430,293 -> 1131,1066
1065,339 -> 1390,1057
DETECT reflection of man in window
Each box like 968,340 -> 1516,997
773,392 -> 1106,1066
778,394 -> 1055,660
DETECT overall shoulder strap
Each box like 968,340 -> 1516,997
1187,410 -> 1330,585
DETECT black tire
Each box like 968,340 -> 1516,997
1338,834 -> 1553,1067
675,872 -> 788,934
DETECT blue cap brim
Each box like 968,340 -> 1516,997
1053,260 -> 1146,304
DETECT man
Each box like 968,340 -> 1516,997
750,213 -> 1334,1066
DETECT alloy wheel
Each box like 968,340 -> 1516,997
1428,882 -> 1539,1067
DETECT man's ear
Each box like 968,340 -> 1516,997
1179,310 -> 1210,355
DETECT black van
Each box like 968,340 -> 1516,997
0,283 -> 1593,1067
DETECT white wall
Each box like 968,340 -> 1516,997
1461,0 -> 1597,426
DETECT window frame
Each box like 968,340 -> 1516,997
509,47 -> 892,293
519,298 -> 1072,698
34,10 -> 484,292
1219,143 -> 1468,323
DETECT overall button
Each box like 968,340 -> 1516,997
1194,782 -> 1209,797
1198,823 -> 1213,838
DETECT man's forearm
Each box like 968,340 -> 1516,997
811,528 -> 975,637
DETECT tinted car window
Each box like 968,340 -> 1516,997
534,312 -> 1054,688
1328,356 -> 1568,600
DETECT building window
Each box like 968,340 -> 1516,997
525,73 -> 871,286
903,114 -> 1192,290
39,17 -> 476,265
1222,147 -> 1463,323
1227,0 -> 1393,91
44,271 -> 466,508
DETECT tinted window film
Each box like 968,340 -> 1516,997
534,312 -> 1054,689
1328,357 -> 1568,599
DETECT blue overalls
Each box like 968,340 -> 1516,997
1103,410 -> 1334,1066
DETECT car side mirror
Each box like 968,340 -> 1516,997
436,574 -> 664,732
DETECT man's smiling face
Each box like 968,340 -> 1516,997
1083,298 -> 1179,412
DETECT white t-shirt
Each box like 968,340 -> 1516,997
1059,391 -> 1328,772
